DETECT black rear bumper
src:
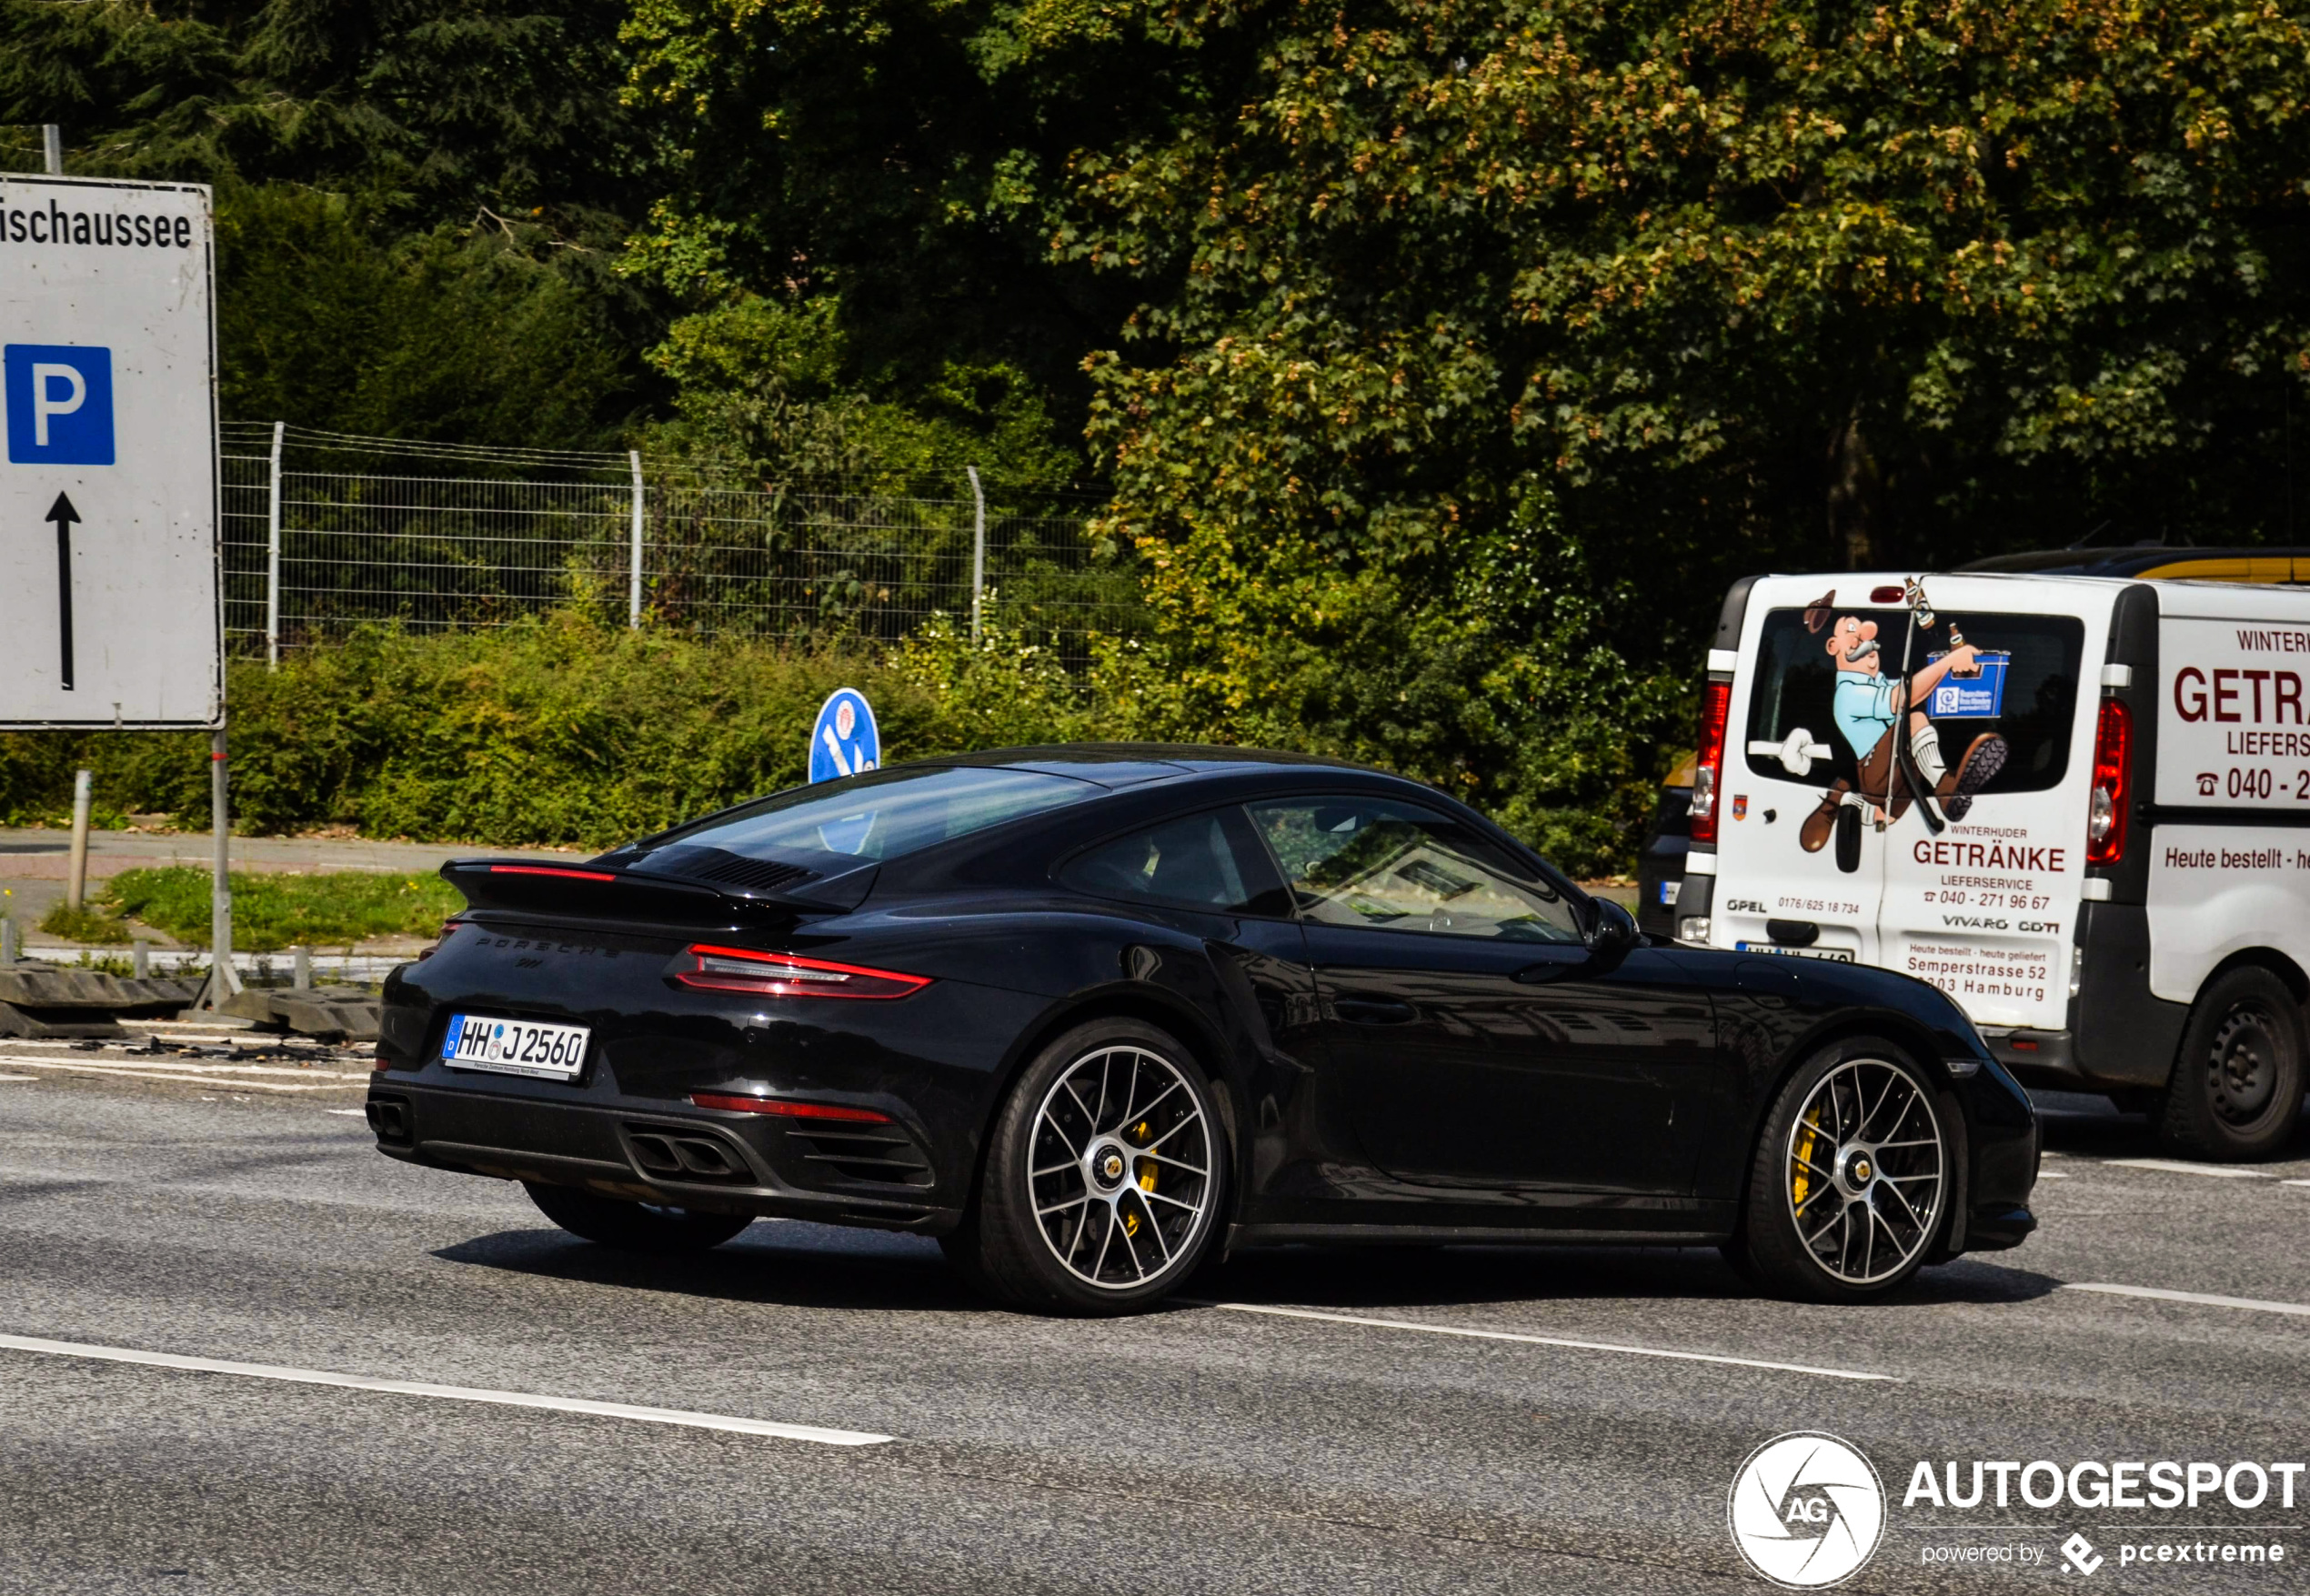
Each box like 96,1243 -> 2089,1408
1963,1201 -> 2037,1251
367,1080 -> 962,1235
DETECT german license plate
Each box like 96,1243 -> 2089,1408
1735,942 -> 1856,962
441,1013 -> 591,1079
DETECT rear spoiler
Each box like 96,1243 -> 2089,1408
440,859 -> 879,925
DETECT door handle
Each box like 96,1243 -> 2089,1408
1512,958 -> 1585,985
1333,997 -> 1417,1025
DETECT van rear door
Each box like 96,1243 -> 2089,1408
1712,580 -> 1899,969
1869,583 -> 2099,1033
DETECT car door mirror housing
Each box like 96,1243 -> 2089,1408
1584,897 -> 1640,964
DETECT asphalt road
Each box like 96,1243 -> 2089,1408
3,1057 -> 2307,1594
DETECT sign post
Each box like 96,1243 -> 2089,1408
0,175 -> 226,988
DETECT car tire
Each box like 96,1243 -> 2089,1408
959,1018 -> 1227,1315
2158,967 -> 2306,1161
1737,1038 -> 1953,1303
523,1181 -> 753,1252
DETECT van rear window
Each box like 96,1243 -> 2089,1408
1744,607 -> 2084,795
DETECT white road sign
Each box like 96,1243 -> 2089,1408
1,175 -> 220,728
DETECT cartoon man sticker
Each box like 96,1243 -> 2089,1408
1797,591 -> 2009,853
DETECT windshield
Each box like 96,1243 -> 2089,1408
617,766 -> 1100,875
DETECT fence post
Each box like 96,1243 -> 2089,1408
266,420 -> 285,668
65,769 -> 91,911
43,125 -> 62,175
967,465 -> 986,641
628,449 -> 645,628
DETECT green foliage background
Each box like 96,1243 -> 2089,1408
10,0 -> 2310,870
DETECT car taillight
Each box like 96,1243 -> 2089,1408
2086,698 -> 2132,865
1689,679 -> 1732,845
688,1091 -> 894,1123
674,945 -> 931,1000
420,918 -> 464,961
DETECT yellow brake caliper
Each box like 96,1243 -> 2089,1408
1125,1119 -> 1154,1236
1792,1108 -> 1823,1213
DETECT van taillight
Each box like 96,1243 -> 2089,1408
2086,698 -> 2132,865
1690,680 -> 1732,845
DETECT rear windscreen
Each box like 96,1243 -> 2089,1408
1744,607 -> 2084,795
616,766 -> 1100,871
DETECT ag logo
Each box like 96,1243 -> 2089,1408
1727,1431 -> 1885,1588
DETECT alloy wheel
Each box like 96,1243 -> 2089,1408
1783,1059 -> 1945,1287
1028,1045 -> 1214,1290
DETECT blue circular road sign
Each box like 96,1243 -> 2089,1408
808,688 -> 880,784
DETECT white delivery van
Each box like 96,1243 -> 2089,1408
1682,559 -> 2310,1159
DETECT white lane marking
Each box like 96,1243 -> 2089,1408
0,1333 -> 893,1446
0,1060 -> 353,1093
2100,1158 -> 2269,1179
2035,1171 -> 2071,1179
1191,1300 -> 1900,1382
2063,1283 -> 2310,1318
0,1074 -> 35,1082
323,1109 -> 368,1116
0,1053 -> 368,1081
2282,1179 -> 2310,1189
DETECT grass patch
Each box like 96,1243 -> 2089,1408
35,902 -> 134,945
100,867 -> 463,952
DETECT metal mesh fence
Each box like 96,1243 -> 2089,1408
216,424 -> 1137,654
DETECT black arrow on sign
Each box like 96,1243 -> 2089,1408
45,492 -> 78,692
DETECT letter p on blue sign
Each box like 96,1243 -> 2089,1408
5,345 -> 114,465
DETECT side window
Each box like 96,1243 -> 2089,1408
1060,809 -> 1291,915
1247,797 -> 1583,943
1744,605 -> 2084,794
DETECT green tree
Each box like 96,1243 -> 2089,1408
641,293 -> 1085,487
3,0 -> 664,447
219,184 -> 629,446
2,0 -> 653,238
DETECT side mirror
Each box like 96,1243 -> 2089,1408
1584,896 -> 1639,965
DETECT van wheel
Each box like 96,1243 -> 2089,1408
2158,968 -> 2306,1161
1736,1039 -> 1951,1302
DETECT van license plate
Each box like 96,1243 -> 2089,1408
441,1013 -> 591,1079
1734,942 -> 1855,963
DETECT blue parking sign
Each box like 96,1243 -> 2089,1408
809,688 -> 880,783
5,344 -> 114,465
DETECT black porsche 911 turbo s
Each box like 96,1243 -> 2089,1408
367,745 -> 2038,1313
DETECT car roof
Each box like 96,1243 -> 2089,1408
888,743 -> 1380,788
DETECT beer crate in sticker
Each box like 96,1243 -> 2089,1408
1924,650 -> 2010,718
